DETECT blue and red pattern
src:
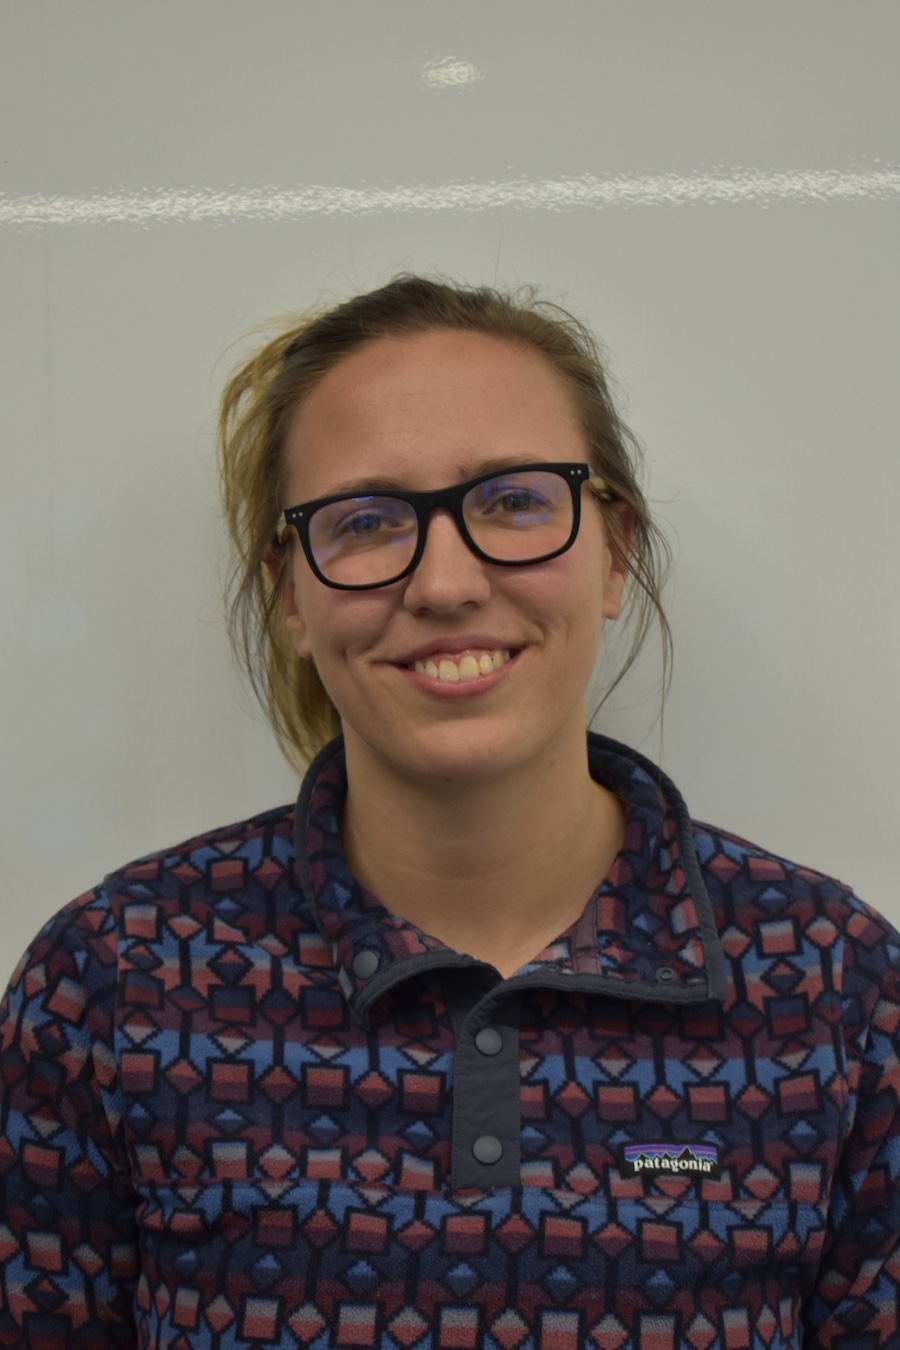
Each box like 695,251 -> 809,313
1,734 -> 899,1348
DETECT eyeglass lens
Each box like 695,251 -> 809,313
308,468 -> 575,587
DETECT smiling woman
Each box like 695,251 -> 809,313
219,275 -> 670,769
2,276 -> 900,1349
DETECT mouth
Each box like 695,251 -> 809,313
410,648 -> 512,683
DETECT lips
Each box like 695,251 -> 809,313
412,649 -> 512,682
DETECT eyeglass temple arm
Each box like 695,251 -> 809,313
588,469 -> 614,501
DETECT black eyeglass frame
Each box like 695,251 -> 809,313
276,461 -> 612,592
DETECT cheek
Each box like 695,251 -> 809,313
507,560 -> 606,659
559,554 -> 615,661
289,583 -> 394,674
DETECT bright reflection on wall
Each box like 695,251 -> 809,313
421,57 -> 485,89
1,165 -> 898,231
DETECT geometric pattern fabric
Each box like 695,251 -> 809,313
2,734 -> 899,1348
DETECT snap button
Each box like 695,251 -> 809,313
656,966 -> 676,983
352,950 -> 379,979
472,1135 -> 503,1165
474,1027 -> 503,1056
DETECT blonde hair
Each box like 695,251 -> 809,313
219,275 -> 671,769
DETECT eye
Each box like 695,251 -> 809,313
471,477 -> 555,520
492,487 -> 548,513
311,496 -> 416,555
337,509 -> 386,537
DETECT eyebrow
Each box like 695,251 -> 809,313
312,456 -> 552,499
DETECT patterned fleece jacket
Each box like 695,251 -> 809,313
1,734 -> 899,1349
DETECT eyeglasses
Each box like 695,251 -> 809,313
276,461 -> 612,591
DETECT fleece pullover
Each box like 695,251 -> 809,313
1,735 -> 899,1349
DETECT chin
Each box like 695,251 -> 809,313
352,718 -> 551,790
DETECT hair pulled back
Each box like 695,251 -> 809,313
219,275 -> 671,768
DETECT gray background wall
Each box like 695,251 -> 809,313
2,2 -> 898,983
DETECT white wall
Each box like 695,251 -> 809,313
2,1 -> 899,983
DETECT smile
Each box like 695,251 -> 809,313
411,649 -> 512,682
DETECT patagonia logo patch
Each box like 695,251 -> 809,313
617,1142 -> 722,1179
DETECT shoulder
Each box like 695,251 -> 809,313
101,800 -> 297,907
693,818 -> 900,1020
693,816 -> 884,918
2,803 -> 300,1016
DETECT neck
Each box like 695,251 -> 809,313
340,729 -> 624,978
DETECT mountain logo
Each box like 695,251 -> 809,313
617,1142 -> 722,1180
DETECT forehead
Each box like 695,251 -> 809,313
281,328 -> 585,497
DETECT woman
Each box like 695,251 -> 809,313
1,276 -> 898,1348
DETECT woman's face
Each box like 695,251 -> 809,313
278,328 -> 629,789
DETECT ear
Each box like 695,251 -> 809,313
603,500 -> 635,621
263,545 -> 314,660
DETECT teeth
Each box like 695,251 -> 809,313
414,649 -> 511,681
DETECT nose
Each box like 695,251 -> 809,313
402,508 -> 493,614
